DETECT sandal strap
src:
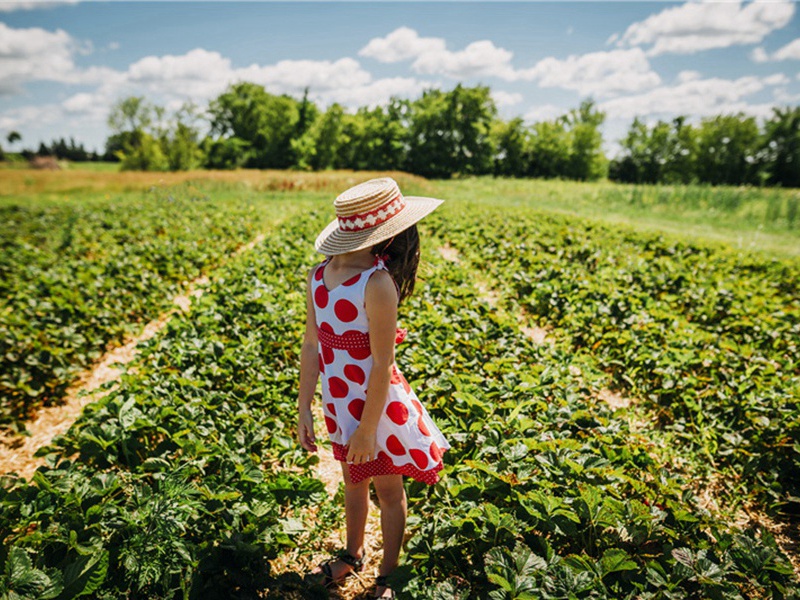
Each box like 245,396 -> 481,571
337,549 -> 364,569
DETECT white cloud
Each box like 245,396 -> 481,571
753,37 -> 800,62
492,90 -> 523,107
360,27 -> 520,80
524,48 -> 661,97
774,38 -> 800,61
598,74 -> 778,122
0,0 -> 78,12
0,22 -> 118,94
773,87 -> 800,104
359,26 -> 446,63
522,104 -> 565,124
359,26 -> 661,98
751,46 -> 770,63
763,73 -> 790,86
0,103 -> 62,130
613,0 -> 795,56
239,57 -> 372,95
676,70 -> 702,83
323,76 -> 435,109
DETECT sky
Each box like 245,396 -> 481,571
1,0 -> 799,159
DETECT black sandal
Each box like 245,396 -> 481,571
374,575 -> 396,599
308,549 -> 365,586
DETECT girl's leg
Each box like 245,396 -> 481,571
310,461 -> 369,580
371,474 -> 407,577
342,461 -> 370,562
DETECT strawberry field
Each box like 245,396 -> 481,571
0,175 -> 798,598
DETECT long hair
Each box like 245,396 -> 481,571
371,224 -> 420,305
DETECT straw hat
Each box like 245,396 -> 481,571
314,177 -> 444,255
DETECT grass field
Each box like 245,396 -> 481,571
0,168 -> 797,598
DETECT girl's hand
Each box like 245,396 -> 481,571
298,408 -> 317,452
346,426 -> 377,464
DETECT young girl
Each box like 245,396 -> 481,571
296,177 -> 451,599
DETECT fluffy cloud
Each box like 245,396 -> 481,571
492,90 -> 523,108
0,0 -> 78,12
523,48 -> 661,97
611,0 -> 795,56
522,104 -> 565,124
0,22 -> 118,95
751,38 -> 800,62
598,74 -> 780,121
360,27 -> 520,80
359,26 -> 446,63
359,27 -> 661,98
238,57 -> 372,95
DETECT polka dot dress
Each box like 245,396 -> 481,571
313,254 -> 450,485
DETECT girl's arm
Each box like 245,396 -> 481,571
346,269 -> 398,464
297,268 -> 320,453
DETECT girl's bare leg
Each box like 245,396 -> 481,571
342,461 -> 370,562
310,461 -> 369,580
372,474 -> 407,586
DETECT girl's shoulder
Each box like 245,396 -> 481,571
365,266 -> 400,303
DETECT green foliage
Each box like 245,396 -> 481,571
695,113 -> 761,186
207,82 -> 303,169
0,183 -> 280,431
108,97 -> 204,172
1,189 -> 798,598
425,201 -> 800,516
612,116 -> 698,184
760,105 -> 800,188
406,84 -> 497,178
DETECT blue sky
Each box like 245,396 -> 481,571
1,1 -> 798,158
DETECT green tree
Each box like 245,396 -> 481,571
6,131 -> 21,147
563,98 -> 607,181
527,119 -> 571,179
158,102 -> 205,171
695,113 -> 761,185
107,96 -> 168,171
336,100 -> 409,171
490,116 -> 529,177
610,115 -> 698,184
208,82 -> 304,168
758,105 -> 800,188
406,84 -> 496,178
312,103 -> 345,170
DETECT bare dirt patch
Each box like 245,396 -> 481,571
437,243 -> 461,264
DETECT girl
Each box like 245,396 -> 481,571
296,177 -> 451,599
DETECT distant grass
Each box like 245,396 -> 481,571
0,167 -> 434,198
432,176 -> 800,259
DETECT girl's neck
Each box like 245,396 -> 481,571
329,249 -> 375,269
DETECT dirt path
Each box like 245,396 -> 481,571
0,233 -> 265,480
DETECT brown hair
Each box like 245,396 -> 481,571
371,224 -> 420,305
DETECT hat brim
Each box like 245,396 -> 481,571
314,195 -> 443,256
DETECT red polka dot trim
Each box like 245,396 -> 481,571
317,327 -> 370,350
331,442 -> 447,486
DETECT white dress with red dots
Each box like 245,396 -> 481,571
312,254 -> 450,485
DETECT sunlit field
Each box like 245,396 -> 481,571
1,169 -> 797,598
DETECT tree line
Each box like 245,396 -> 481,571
3,82 -> 798,187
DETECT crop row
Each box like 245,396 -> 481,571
379,230 -> 798,598
422,203 -> 800,517
2,195 -> 796,598
0,182 -> 294,432
0,207 -> 334,599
